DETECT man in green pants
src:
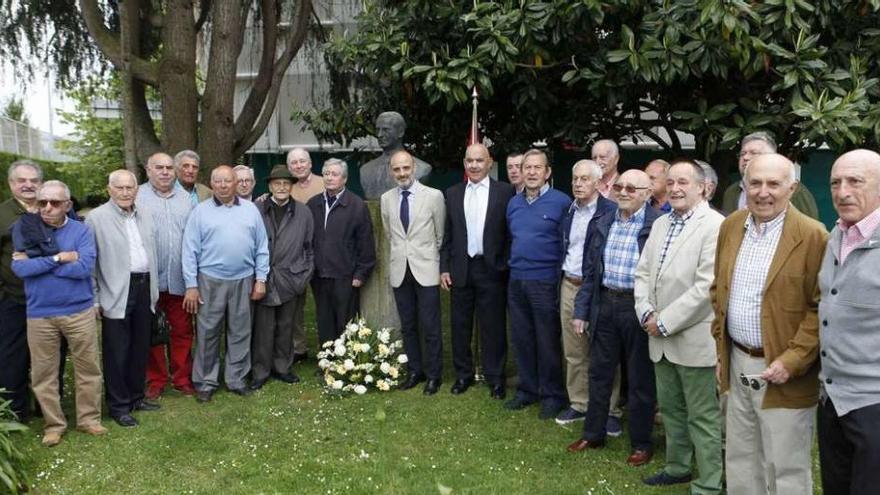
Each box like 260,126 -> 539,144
634,160 -> 725,493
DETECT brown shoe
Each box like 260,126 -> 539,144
77,424 -> 108,436
627,449 -> 653,466
566,438 -> 605,453
41,431 -> 63,447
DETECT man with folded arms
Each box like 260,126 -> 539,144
12,180 -> 106,446
817,149 -> 880,494
555,159 -> 618,425
183,166 -> 269,402
567,169 -> 660,466
635,160 -> 724,491
87,170 -> 160,427
711,153 -> 826,494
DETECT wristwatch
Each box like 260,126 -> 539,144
52,255 -> 60,263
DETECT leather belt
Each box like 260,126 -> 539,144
130,272 -> 150,282
601,286 -> 633,297
732,340 -> 765,358
564,275 -> 583,287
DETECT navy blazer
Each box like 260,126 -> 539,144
572,205 -> 662,329
560,195 -> 617,266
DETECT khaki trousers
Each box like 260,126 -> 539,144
725,347 -> 814,495
559,278 -> 620,416
28,307 -> 102,433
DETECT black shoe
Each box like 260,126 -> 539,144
113,414 -> 138,427
196,390 -> 213,403
423,379 -> 441,395
643,472 -> 692,486
538,403 -> 567,420
292,352 -> 308,364
272,372 -> 301,384
132,400 -> 161,412
228,387 -> 253,397
504,396 -> 537,410
400,374 -> 426,390
490,384 -> 506,400
249,377 -> 269,391
450,378 -> 474,395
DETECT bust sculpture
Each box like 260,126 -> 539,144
359,112 -> 431,199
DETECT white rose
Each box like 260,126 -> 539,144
344,359 -> 355,371
377,380 -> 390,391
332,380 -> 344,390
360,343 -> 370,353
378,344 -> 389,356
334,345 -> 346,357
346,323 -> 359,333
364,374 -> 374,383
380,362 -> 391,374
353,385 -> 367,395
318,359 -> 330,369
324,374 -> 334,386
389,367 -> 399,378
378,330 -> 390,344
335,365 -> 346,375
397,354 -> 409,364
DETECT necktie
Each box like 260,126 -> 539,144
400,190 -> 411,233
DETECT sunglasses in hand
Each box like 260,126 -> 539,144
739,373 -> 766,390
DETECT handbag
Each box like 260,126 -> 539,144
151,307 -> 171,346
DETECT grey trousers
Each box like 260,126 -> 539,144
192,274 -> 254,392
291,295 -> 307,355
252,294 -> 302,381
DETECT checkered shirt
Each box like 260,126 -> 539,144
727,210 -> 787,349
601,205 -> 646,290
657,207 -> 695,275
838,206 -> 880,264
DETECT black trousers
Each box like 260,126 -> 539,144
450,256 -> 507,385
818,397 -> 880,494
0,298 -> 29,418
507,277 -> 566,408
101,273 -> 152,418
252,295 -> 301,381
312,277 -> 359,347
393,267 -> 442,380
582,290 -> 656,450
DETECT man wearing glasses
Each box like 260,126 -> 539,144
711,153 -> 827,494
721,132 -> 819,219
233,165 -> 256,202
567,169 -> 661,467
11,180 -> 106,446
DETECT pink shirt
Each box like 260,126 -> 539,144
597,172 -> 619,200
838,206 -> 880,264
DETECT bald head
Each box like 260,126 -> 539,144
211,165 -> 237,204
390,150 -> 416,189
831,149 -> 880,225
287,147 -> 312,180
145,152 -> 176,193
615,169 -> 652,215
744,153 -> 797,223
464,143 -> 493,183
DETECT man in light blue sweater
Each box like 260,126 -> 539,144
182,166 -> 269,402
12,180 -> 106,447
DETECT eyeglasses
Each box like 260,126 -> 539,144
739,373 -> 766,390
612,183 -> 650,194
37,199 -> 68,208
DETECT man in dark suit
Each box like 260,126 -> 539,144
307,159 -> 376,347
440,143 -> 514,399
567,169 -> 662,467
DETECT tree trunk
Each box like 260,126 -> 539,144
158,0 -> 200,158
119,0 -> 140,178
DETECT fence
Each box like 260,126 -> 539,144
0,116 -> 72,162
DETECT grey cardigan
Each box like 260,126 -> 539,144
86,201 -> 159,319
818,223 -> 880,416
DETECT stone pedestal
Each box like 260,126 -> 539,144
360,200 -> 401,331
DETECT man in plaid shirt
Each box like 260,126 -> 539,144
567,169 -> 662,467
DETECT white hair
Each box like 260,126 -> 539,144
108,169 -> 137,186
39,180 -> 71,200
323,158 -> 349,178
572,159 -> 602,180
592,139 -> 619,157
232,165 -> 255,179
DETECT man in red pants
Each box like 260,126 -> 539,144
137,152 -> 197,398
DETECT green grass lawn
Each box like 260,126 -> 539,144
16,295 -> 822,494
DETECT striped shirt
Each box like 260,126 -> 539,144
562,198 -> 598,277
657,207 -> 695,275
838,206 -> 880,264
727,210 -> 787,349
136,184 -> 193,295
602,205 -> 646,290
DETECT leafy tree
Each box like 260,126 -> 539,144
0,0 -> 315,174
304,0 -> 880,168
1,96 -> 29,124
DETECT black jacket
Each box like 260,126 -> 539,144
258,198 -> 314,305
439,179 -> 514,286
306,190 -> 376,281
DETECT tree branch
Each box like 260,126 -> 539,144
78,0 -> 159,85
232,0 -> 278,139
234,0 -> 313,154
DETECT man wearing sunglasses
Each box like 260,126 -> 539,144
711,153 -> 827,494
11,180 -> 106,447
567,169 -> 661,467
634,160 -> 725,491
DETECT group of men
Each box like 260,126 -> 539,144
1,129 -> 878,495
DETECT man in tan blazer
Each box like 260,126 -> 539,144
711,153 -> 827,495
635,160 -> 724,492
380,150 -> 446,395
